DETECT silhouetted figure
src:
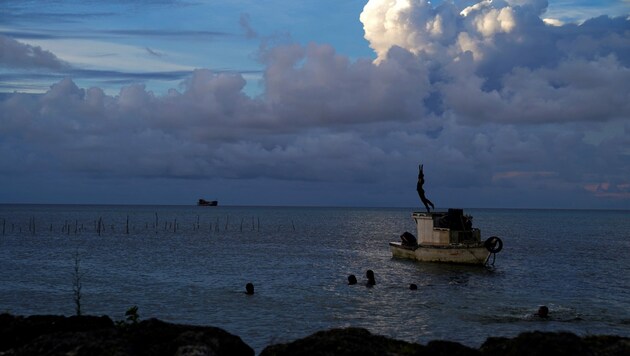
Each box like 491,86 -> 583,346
537,305 -> 549,318
409,283 -> 418,290
365,270 -> 376,287
417,164 -> 435,213
245,283 -> 254,295
347,274 -> 357,285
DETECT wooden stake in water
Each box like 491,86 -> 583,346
72,250 -> 83,316
97,217 -> 103,236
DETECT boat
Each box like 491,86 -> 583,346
197,199 -> 218,206
390,208 -> 503,265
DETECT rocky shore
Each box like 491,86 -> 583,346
1,313 -> 628,356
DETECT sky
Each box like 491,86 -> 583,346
0,0 -> 629,209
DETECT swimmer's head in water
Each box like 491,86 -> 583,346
537,306 -> 549,318
347,274 -> 357,285
366,270 -> 376,286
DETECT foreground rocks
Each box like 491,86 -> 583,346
259,327 -> 630,356
0,313 -> 254,356
259,327 -> 476,356
1,313 -> 629,356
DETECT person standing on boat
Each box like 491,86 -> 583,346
417,164 -> 435,213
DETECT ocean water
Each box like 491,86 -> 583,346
1,205 -> 629,353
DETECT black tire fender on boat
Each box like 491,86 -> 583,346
484,236 -> 503,253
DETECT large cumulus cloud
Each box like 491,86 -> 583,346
0,0 -> 629,207
357,0 -> 629,205
0,45 -> 429,184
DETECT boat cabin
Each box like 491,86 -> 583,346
412,208 -> 480,246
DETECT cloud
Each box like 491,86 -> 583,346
0,35 -> 69,70
360,0 -> 460,62
0,43 -> 432,184
104,29 -> 231,39
145,47 -> 163,57
0,0 -> 629,207
493,171 -> 557,180
584,182 -> 630,200
360,0 -> 630,124
240,13 -> 258,39
261,43 -> 431,128
441,54 -> 630,124
542,18 -> 563,26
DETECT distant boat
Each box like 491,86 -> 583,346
390,208 -> 503,265
197,199 -> 218,206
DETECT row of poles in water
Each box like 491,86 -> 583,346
1,214 -> 298,236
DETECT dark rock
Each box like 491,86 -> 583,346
583,335 -> 630,356
2,313 -> 629,356
124,318 -> 254,356
0,313 -> 253,356
480,331 -> 630,356
262,328 -> 630,356
426,340 -> 480,356
0,313 -> 114,352
259,327 -> 425,356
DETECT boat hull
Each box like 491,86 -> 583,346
197,199 -> 218,206
389,242 -> 490,265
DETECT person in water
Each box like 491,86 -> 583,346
409,283 -> 418,290
365,270 -> 376,287
536,305 -> 549,318
417,164 -> 435,213
245,283 -> 254,295
347,274 -> 357,285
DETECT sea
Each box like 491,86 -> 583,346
1,205 -> 629,353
